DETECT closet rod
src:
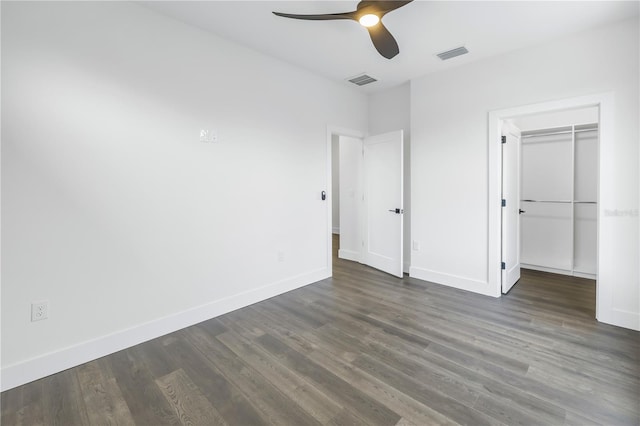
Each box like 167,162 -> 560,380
521,200 -> 572,203
574,201 -> 598,204
522,130 -> 572,138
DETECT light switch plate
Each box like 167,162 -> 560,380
200,129 -> 218,143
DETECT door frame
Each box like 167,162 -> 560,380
500,121 -> 522,294
488,92 -> 612,323
326,125 -> 365,275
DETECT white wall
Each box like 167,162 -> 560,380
410,18 -> 639,329
368,83 -> 411,272
1,1 -> 367,390
331,134 -> 340,233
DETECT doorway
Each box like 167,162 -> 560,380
500,107 -> 599,295
326,127 -> 405,278
489,93 -> 612,324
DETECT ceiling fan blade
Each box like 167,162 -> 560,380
272,11 -> 356,21
357,0 -> 414,16
365,21 -> 400,59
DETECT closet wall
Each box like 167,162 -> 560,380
516,108 -> 598,279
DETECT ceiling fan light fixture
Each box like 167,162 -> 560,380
358,14 -> 379,27
272,0 -> 414,59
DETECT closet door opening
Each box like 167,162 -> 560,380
500,106 -> 599,317
514,107 -> 599,280
490,93 -> 627,327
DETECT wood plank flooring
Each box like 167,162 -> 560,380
3,236 -> 639,425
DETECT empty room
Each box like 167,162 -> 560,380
2,1 -> 639,425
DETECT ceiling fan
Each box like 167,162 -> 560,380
272,1 -> 413,59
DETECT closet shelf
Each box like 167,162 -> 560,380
521,124 -> 598,139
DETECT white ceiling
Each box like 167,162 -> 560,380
140,1 -> 639,93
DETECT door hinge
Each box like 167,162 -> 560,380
501,262 -> 506,270
501,135 -> 506,144
501,199 -> 506,207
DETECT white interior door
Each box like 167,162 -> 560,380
363,130 -> 404,278
502,124 -> 521,293
338,136 -> 364,263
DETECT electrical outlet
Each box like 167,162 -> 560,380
31,300 -> 49,322
412,240 -> 421,251
277,251 -> 285,262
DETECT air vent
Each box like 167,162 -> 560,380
348,74 -> 377,86
436,46 -> 469,61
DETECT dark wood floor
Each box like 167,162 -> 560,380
3,236 -> 639,425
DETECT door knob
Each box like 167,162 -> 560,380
388,208 -> 403,214
519,209 -> 526,214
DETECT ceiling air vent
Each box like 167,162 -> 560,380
348,74 -> 377,86
437,46 -> 469,61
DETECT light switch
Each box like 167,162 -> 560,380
200,129 -> 218,143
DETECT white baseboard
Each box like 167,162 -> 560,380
521,264 -> 596,280
572,271 -> 597,280
598,308 -> 640,331
1,267 -> 330,392
403,261 -> 410,274
409,266 -> 498,297
338,249 -> 360,263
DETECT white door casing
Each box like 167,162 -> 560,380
489,93 -> 640,331
363,130 -> 404,278
501,123 -> 522,293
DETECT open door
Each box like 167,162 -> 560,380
338,136 -> 364,263
363,130 -> 404,278
502,123 -> 521,293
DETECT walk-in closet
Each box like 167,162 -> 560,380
515,108 -> 598,279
